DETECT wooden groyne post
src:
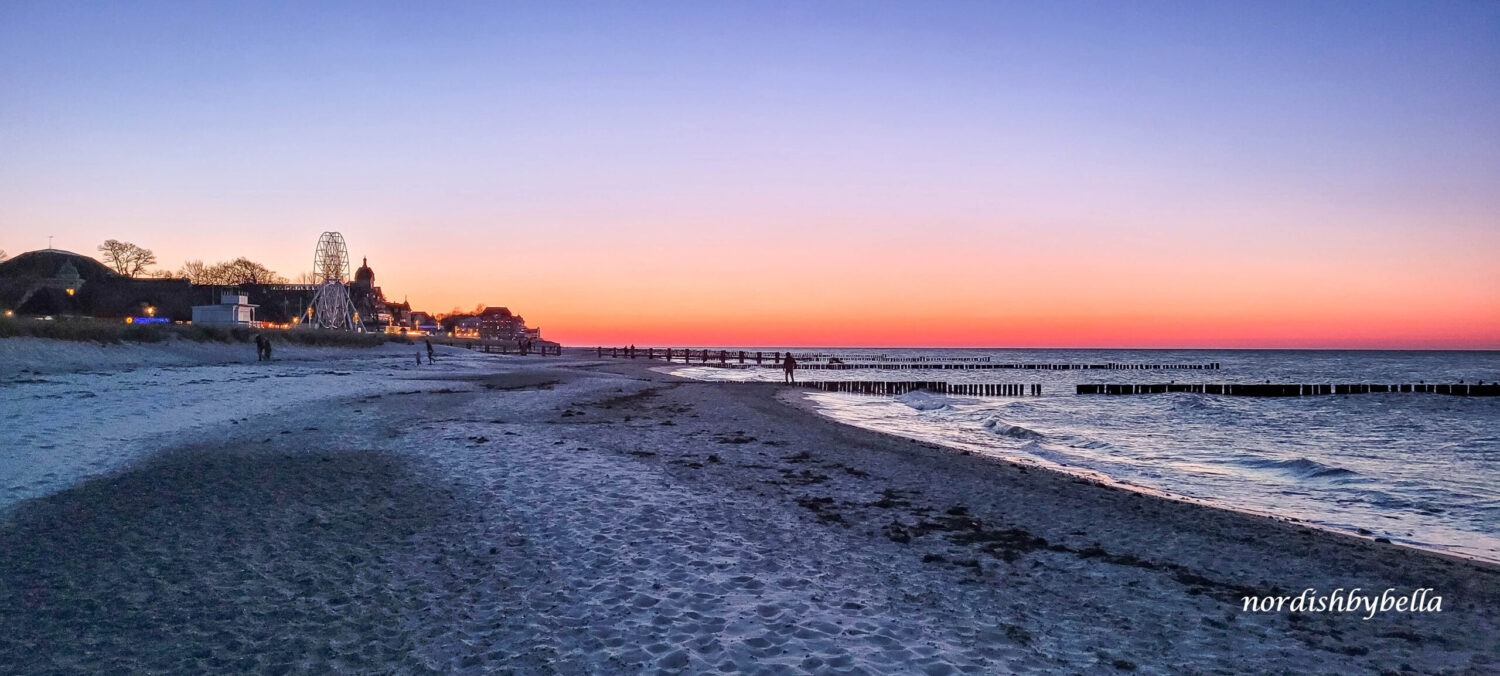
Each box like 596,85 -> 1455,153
1077,383 -> 1500,397
790,362 -> 1219,371
797,381 -> 1042,397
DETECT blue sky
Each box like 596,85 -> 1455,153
2,1 -> 1496,346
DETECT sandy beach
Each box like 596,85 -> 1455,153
2,343 -> 1497,673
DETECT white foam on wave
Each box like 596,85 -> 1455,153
894,391 -> 953,411
981,417 -> 1045,439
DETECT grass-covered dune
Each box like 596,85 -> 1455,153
0,317 -> 404,348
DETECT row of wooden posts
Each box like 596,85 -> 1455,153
598,347 -> 813,364
792,362 -> 1220,371
793,381 -> 1496,398
595,348 -> 997,362
801,381 -> 1042,396
1077,383 -> 1500,397
846,356 -> 995,363
465,341 -> 560,356
594,347 -> 1216,371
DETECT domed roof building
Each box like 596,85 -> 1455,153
353,257 -> 375,287
347,256 -> 394,331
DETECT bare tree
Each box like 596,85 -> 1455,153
0,249 -> 8,263
473,303 -> 486,313
293,270 -> 323,285
98,240 -> 157,277
178,258 -> 287,285
179,260 -> 224,285
219,258 -> 287,285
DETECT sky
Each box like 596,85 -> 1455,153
1,1 -> 1497,348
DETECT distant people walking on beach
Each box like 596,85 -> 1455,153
425,339 -> 435,364
416,352 -> 422,366
254,335 -> 272,362
783,352 -> 797,384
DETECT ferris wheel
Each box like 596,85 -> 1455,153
301,232 -> 362,331
313,231 -> 352,283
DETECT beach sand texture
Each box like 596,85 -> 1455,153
1,344 -> 1497,673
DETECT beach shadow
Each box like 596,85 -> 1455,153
0,447 -> 466,673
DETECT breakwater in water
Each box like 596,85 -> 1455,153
794,362 -> 1217,371
595,347 -> 1215,370
788,381 -> 1497,397
799,381 -> 1041,396
1078,383 -> 1499,396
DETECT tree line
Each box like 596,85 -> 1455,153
94,239 -> 310,285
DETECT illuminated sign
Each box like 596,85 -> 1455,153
125,317 -> 169,324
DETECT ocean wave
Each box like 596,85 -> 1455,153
1169,395 -> 1227,412
1059,437 -> 1112,450
895,391 -> 953,411
981,417 -> 1045,439
1244,457 -> 1358,480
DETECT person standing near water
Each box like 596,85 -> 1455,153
783,352 -> 797,384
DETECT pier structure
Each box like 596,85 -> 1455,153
594,348 -> 834,363
787,362 -> 1218,371
1077,383 -> 1499,397
593,347 -> 1216,370
799,381 -> 1041,396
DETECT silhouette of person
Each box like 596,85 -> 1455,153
783,352 -> 797,384
426,339 -> 435,364
261,336 -> 272,362
254,335 -> 265,361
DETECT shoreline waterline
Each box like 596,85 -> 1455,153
772,387 -> 1500,569
661,347 -> 1500,565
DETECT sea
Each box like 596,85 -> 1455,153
668,349 -> 1500,563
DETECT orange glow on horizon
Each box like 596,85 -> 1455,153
20,203 -> 1498,351
524,313 -> 1500,350
375,235 -> 1500,350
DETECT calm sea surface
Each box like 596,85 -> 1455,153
670,349 -> 1500,562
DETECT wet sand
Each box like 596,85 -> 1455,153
2,352 -> 1497,673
